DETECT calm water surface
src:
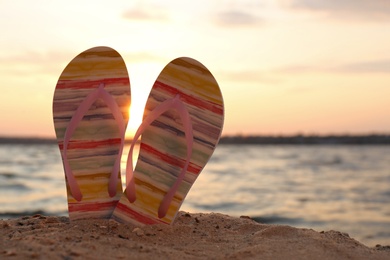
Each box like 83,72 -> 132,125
0,143 -> 389,247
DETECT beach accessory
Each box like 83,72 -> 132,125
53,46 -> 130,220
112,57 -> 224,225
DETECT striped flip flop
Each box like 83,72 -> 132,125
53,46 -> 130,220
112,57 -> 224,225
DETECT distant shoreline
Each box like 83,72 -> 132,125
0,137 -> 57,145
1,134 -> 389,145
219,134 -> 390,145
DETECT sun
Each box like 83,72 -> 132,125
123,61 -> 162,140
125,101 -> 144,140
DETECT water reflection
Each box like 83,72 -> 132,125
0,143 -> 389,246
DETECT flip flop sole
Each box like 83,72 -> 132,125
53,46 -> 130,220
113,57 -> 224,225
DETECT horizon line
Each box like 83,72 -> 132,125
0,133 -> 389,145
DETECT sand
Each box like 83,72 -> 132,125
1,212 -> 389,259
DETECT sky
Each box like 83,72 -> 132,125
0,0 -> 389,138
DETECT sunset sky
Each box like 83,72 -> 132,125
0,0 -> 389,138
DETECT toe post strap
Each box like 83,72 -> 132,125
126,94 -> 193,218
62,83 -> 126,201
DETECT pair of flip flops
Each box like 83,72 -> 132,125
52,47 -> 224,225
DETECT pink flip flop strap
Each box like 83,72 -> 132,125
125,94 -> 193,218
62,83 -> 126,201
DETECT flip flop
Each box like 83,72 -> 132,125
53,46 -> 131,220
112,57 -> 224,225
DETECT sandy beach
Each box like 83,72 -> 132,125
1,212 -> 389,259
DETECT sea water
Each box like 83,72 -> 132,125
0,143 -> 389,247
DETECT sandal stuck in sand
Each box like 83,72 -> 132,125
53,46 -> 131,220
112,57 -> 224,225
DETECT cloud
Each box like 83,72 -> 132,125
122,52 -> 165,63
214,10 -> 264,27
275,65 -> 316,74
0,51 -> 72,76
275,59 -> 390,74
339,60 -> 390,73
286,0 -> 390,21
122,6 -> 168,22
216,70 -> 280,84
